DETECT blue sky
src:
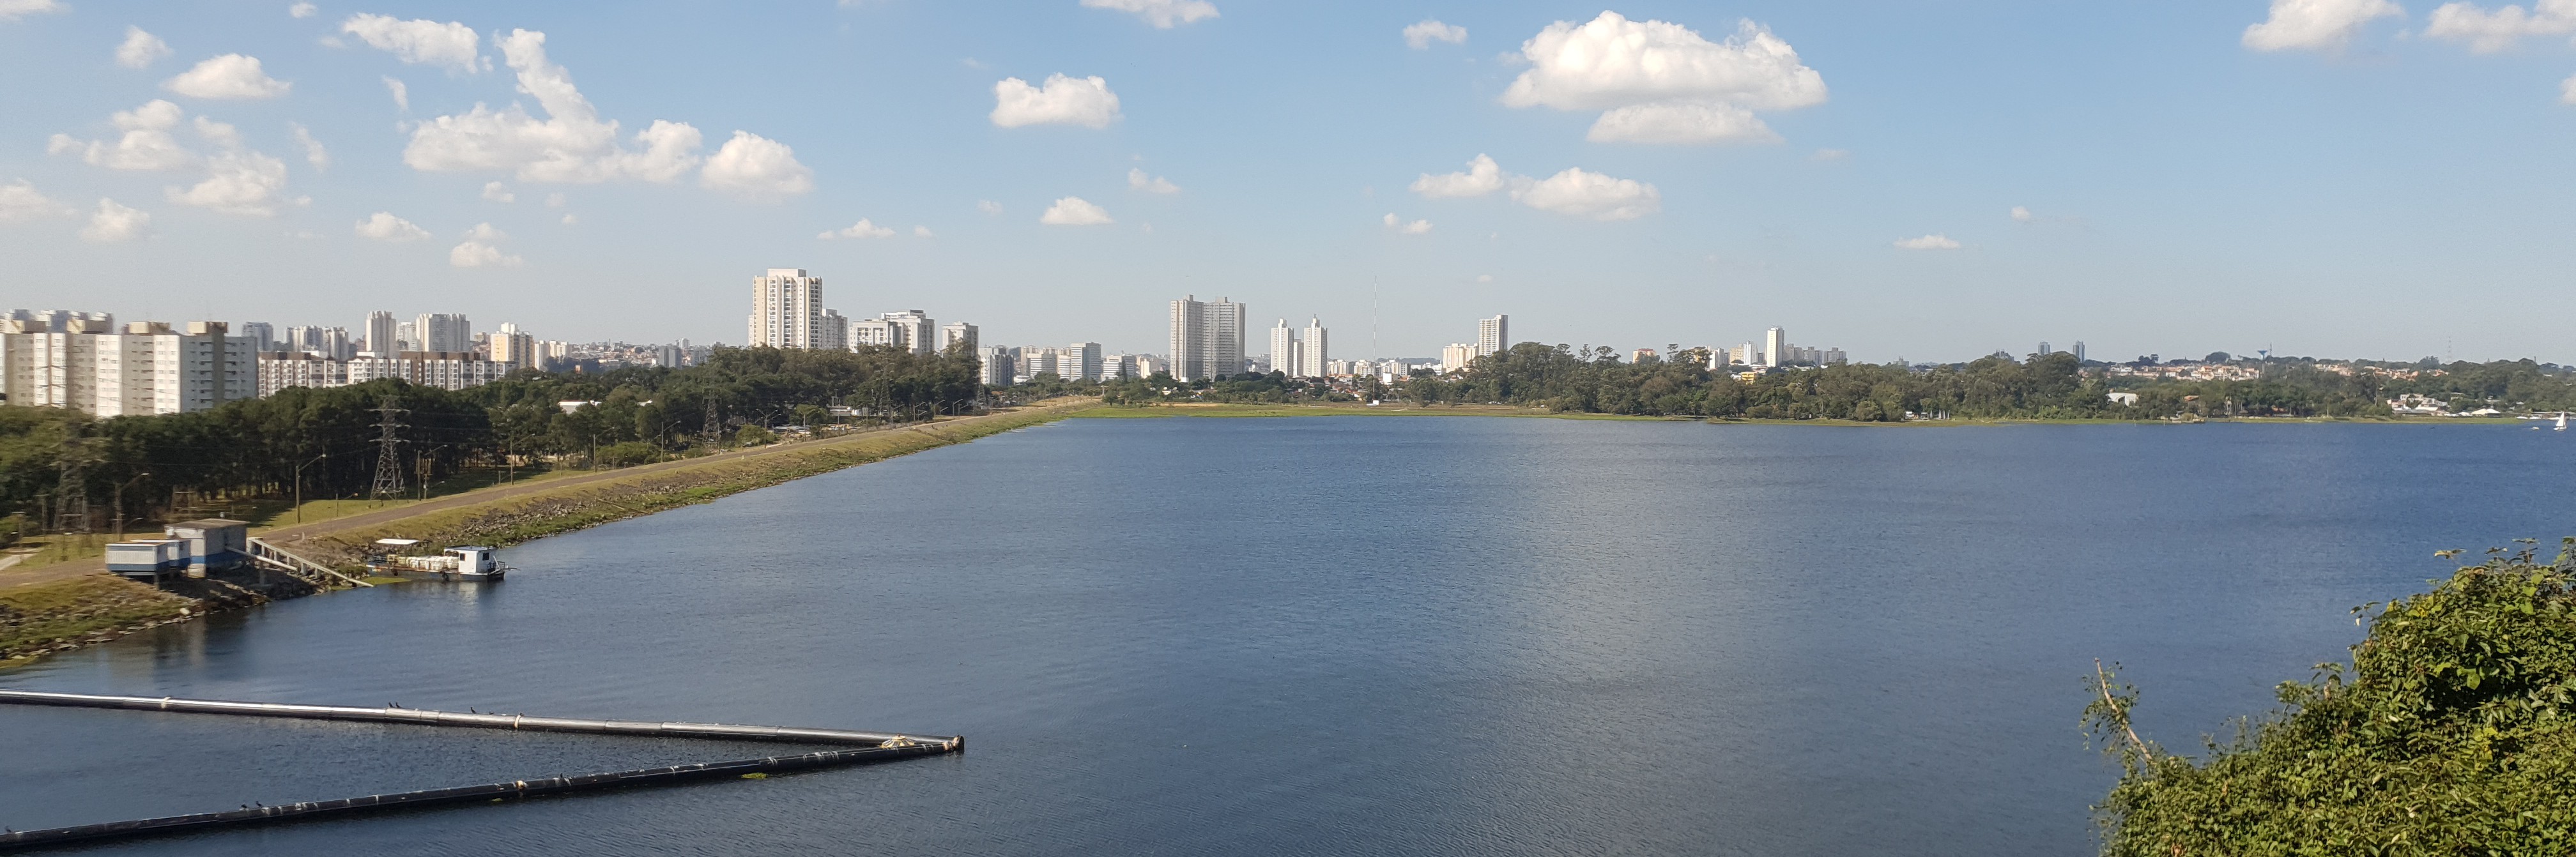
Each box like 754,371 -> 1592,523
1,0 -> 2573,363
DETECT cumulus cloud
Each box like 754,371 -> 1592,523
700,130 -> 813,200
341,14 -> 483,72
560,213 -> 577,225
191,115 -> 241,148
991,73 -> 1121,128
1080,0 -> 1217,29
1894,234 -> 1961,250
977,199 -> 1003,215
464,222 -> 506,241
1503,12 -> 1822,146
1510,167 -> 1661,220
913,225 -> 933,238
1587,101 -> 1780,144
1128,167 -> 1179,193
1404,19 -> 1467,49
404,29 -> 709,184
116,27 -> 172,69
1039,196 -> 1114,225
289,121 -> 327,170
163,54 -> 292,99
1382,213 -> 1432,234
383,76 -> 409,110
168,149 -> 300,215
482,181 -> 514,202
48,100 -> 197,171
0,180 -> 73,223
2010,206 -> 2034,222
289,3 -> 316,18
819,218 -> 894,239
81,198 -> 150,242
2425,0 -> 2576,53
354,211 -> 429,240
0,0 -> 65,22
450,240 -> 522,267
1409,153 -> 1505,198
2243,0 -> 2405,51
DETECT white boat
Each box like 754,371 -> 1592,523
365,539 -> 510,581
2558,413 -> 2568,432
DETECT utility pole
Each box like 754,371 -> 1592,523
369,396 -> 408,501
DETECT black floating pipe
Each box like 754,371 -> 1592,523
0,743 -> 952,851
0,690 -> 960,749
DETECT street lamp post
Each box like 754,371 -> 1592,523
111,471 -> 151,541
293,452 -> 328,526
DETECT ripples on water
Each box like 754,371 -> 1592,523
4,418 -> 2570,855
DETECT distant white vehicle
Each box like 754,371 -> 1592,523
365,539 -> 509,581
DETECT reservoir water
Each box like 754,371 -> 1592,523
5,416 -> 2573,854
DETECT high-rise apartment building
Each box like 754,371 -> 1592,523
1300,317 -> 1328,379
1764,327 -> 1787,368
490,322 -> 538,369
2038,341 -> 2053,357
877,310 -> 936,356
2071,341 -> 2086,363
1476,314 -> 1508,358
979,346 -> 1015,386
414,313 -> 471,353
364,311 -> 396,355
941,322 -> 978,354
237,321 -> 275,353
818,310 -> 849,351
747,268 -> 824,349
1021,346 -> 1060,379
1,317 -> 254,414
1167,295 -> 1246,381
849,318 -> 898,349
1269,319 -> 1303,379
1441,343 -> 1475,374
1063,342 -> 1103,381
284,326 -> 356,360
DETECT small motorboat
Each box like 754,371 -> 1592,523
365,539 -> 510,581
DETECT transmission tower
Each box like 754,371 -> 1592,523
703,397 -> 721,446
369,397 -> 410,499
52,430 -> 89,534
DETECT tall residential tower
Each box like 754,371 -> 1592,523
1167,294 -> 1246,381
747,268 -> 824,349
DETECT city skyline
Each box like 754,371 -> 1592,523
4,3 -> 2573,363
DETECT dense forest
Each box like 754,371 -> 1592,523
0,345 -> 979,532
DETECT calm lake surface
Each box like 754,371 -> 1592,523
6,417 -> 2573,854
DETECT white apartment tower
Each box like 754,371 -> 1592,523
364,311 -> 397,356
1764,327 -> 1787,368
491,322 -> 537,368
1300,317 -> 1328,379
941,322 -> 978,355
880,310 -> 936,356
1441,343 -> 1475,374
1063,342 -> 1103,381
1269,319 -> 1302,379
818,310 -> 850,351
747,268 -> 824,349
979,346 -> 1015,386
1168,294 -> 1246,381
415,313 -> 472,353
1476,314 -> 1508,358
1,317 -> 254,415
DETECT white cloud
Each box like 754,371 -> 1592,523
700,130 -> 814,200
1040,196 -> 1114,225
116,27 -> 172,69
0,0 -> 65,22
167,149 -> 300,215
2564,71 -> 2576,103
1503,12 -> 1824,146
0,180 -> 73,223
1409,153 -> 1505,198
1476,273 -> 1494,283
1510,167 -> 1661,220
354,211 -> 429,240
464,222 -> 506,241
560,213 -> 577,225
1894,234 -> 1961,250
163,54 -> 292,99
1404,19 -> 1467,49
1128,167 -> 1179,193
341,13 -> 483,72
2011,206 -> 2037,223
913,225 -> 933,238
1080,0 -> 1217,29
404,29 -> 707,184
191,115 -> 241,148
1382,213 -> 1432,234
1811,148 -> 1850,161
289,3 -> 316,18
992,74 -> 1122,128
2243,0 -> 2405,51
289,122 -> 327,171
819,218 -> 894,239
449,240 -> 522,267
48,100 -> 196,171
2425,0 -> 2576,53
383,76 -> 408,110
82,198 -> 150,242
1587,100 -> 1780,144
977,200 -> 1003,215
482,181 -> 514,202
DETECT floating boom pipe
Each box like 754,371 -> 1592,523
0,690 -> 958,748
0,744 -> 951,851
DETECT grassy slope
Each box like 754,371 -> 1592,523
0,575 -> 194,664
